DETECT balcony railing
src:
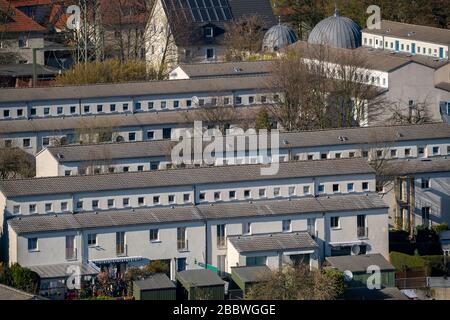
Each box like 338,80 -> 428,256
357,227 -> 368,239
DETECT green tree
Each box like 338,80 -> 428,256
0,147 -> 36,179
255,108 -> 272,132
8,263 -> 40,294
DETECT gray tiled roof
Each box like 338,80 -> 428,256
0,106 -> 258,134
363,20 -> 450,45
228,232 -> 318,253
230,266 -> 271,283
0,284 -> 45,300
382,156 -> 450,176
326,254 -> 395,273
29,263 -> 99,279
133,274 -> 175,290
43,122 -> 450,163
0,158 -> 374,197
175,61 -> 272,78
176,269 -> 225,288
8,193 -> 388,235
0,75 -> 271,104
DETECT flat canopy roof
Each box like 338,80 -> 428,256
231,266 -> 271,284
134,274 -> 175,291
326,254 -> 395,273
228,232 -> 318,253
176,269 -> 225,288
29,263 -> 99,279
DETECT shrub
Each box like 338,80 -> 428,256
390,252 -> 426,271
8,263 -> 40,294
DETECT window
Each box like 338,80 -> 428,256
128,132 -> 136,141
287,186 -> 295,196
147,131 -> 155,140
244,190 -> 251,198
333,184 -> 340,193
246,256 -> 266,267
42,137 -> 50,147
186,100 -> 192,108
66,235 -> 76,260
349,152 -> 355,158
138,197 -> 145,206
321,153 -> 327,160
173,100 -> 179,108
229,190 -> 236,199
177,257 -> 187,272
149,229 -> 159,242
28,238 -> 38,251
307,154 -> 313,160
116,232 -> 126,255
303,185 -> 310,195
153,196 -> 160,204
273,187 -> 280,197
135,102 -> 141,111
23,138 -> 31,148
362,150 -> 369,158
214,192 -> 221,200
335,153 -> 341,159
183,193 -> 190,202
163,128 -> 172,139
137,165 -> 144,172
260,95 -> 267,103
30,108 -> 37,116
92,200 -> 99,209
88,234 -> 97,246
64,170 -> 72,176
357,215 -> 366,238
432,146 -> 440,156
168,195 -> 175,203
235,97 -> 242,105
362,182 -> 369,191
199,192 -> 206,201
318,184 -> 324,193
217,224 -> 226,248
123,198 -> 130,207
447,146 -> 450,155
331,217 -> 340,229
160,101 -> 167,109
259,188 -> 266,198
198,99 -> 205,106
97,105 -> 103,113
177,227 -> 187,250
84,105 -> 90,113
249,96 -> 255,104
45,203 -> 52,212
110,104 -> 116,112
44,107 -> 50,115
418,147 -> 425,157
307,218 -> 316,237
217,255 -> 226,275
242,222 -> 252,235
4,140 -> 12,148
205,27 -> 213,38
282,220 -> 291,232
391,149 -> 397,158
107,199 -> 115,208
29,204 -> 36,214
13,205 -> 20,214
224,97 -> 230,105
57,107 -> 63,114
405,148 -> 411,157
76,201 -> 83,210
206,48 -> 214,59
61,202 -> 68,212
422,207 -> 431,226
123,103 -> 129,111
421,178 -> 430,189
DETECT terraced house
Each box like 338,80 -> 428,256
0,158 -> 388,282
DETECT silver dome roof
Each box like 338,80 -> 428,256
308,10 -> 361,49
263,24 -> 298,52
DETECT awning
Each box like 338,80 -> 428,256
29,263 -> 99,279
329,240 -> 366,247
90,256 -> 144,265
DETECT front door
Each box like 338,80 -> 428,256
412,43 -> 416,54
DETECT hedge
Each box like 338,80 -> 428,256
390,252 -> 448,276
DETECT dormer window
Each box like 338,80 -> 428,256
205,27 -> 214,38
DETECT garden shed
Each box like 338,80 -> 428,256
133,273 -> 176,300
176,269 -> 225,300
230,266 -> 271,296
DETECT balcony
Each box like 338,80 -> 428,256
177,239 -> 189,252
357,227 -> 368,239
65,248 -> 77,261
116,244 -> 127,257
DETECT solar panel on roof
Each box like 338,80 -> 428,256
183,0 -> 232,22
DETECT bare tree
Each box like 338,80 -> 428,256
223,14 -> 267,61
385,97 -> 433,125
0,145 -> 35,179
75,117 -> 118,144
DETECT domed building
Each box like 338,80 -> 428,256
262,24 -> 298,52
308,9 -> 362,49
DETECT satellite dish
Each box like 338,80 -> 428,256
351,244 -> 360,256
343,270 -> 353,282
192,96 -> 200,106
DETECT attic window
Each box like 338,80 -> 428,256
205,27 -> 214,38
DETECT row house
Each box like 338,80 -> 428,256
0,75 -> 273,121
362,20 -> 450,60
6,192 -> 389,283
34,122 -> 450,177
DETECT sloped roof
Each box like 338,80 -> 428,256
0,157 -> 374,197
0,284 -> 45,300
134,274 -> 176,290
382,156 -> 450,176
326,254 -> 395,273
174,60 -> 273,78
177,269 -> 224,288
0,0 -> 46,32
363,20 -> 450,46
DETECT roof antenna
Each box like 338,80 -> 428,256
334,0 -> 340,17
